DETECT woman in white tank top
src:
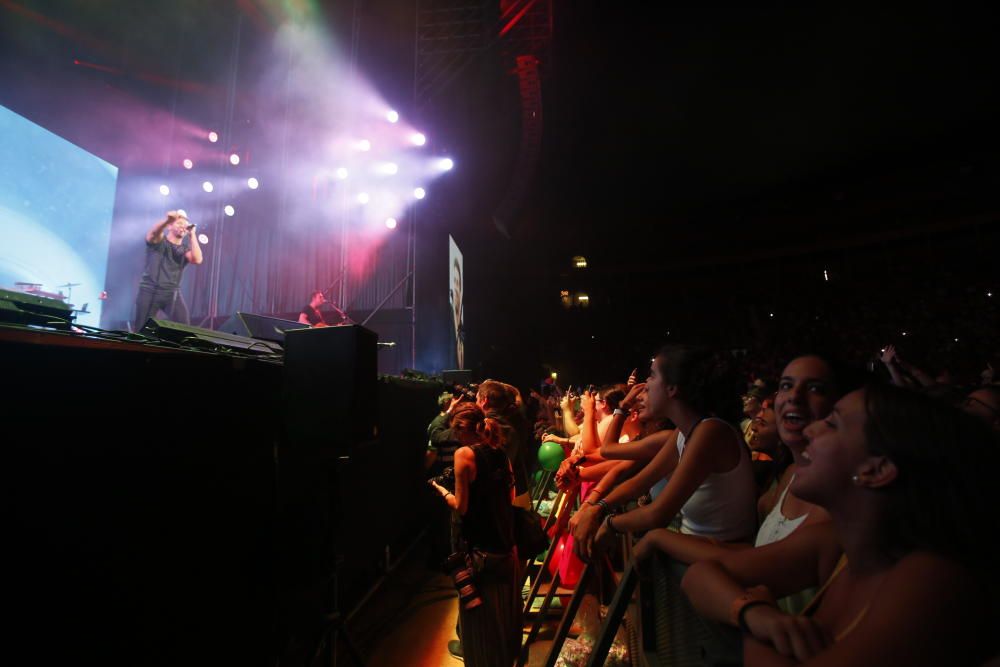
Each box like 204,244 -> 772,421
586,345 -> 758,559
630,354 -> 846,568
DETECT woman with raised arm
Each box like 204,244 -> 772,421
681,383 -> 999,666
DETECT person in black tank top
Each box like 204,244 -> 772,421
429,403 -> 521,667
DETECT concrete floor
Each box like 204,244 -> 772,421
355,543 -> 574,667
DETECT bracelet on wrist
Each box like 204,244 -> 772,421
729,586 -> 775,632
605,513 -> 625,535
613,408 -> 628,417
595,498 -> 610,515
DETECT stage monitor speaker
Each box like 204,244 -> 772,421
140,318 -> 283,354
219,312 -> 308,344
442,369 -> 472,386
0,287 -> 73,328
283,325 -> 378,449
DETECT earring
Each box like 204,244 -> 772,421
851,474 -> 861,485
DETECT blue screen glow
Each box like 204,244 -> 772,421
0,104 -> 118,328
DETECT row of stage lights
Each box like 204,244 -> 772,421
158,110 -> 450,229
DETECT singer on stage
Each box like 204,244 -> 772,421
298,290 -> 351,327
133,210 -> 203,329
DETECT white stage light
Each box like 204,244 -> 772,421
411,133 -> 426,146
247,177 -> 259,189
357,192 -> 370,204
182,158 -> 193,169
386,110 -> 399,123
335,167 -> 349,180
358,139 -> 371,151
439,157 -> 454,171
224,205 -> 235,217
229,153 -> 240,165
208,131 -> 219,143
376,162 -> 398,175
159,185 -> 170,196
202,181 -> 214,193
413,187 -> 426,199
197,233 -> 209,244
385,218 -> 397,229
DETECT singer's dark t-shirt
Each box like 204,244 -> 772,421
140,237 -> 190,290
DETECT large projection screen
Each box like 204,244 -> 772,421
0,104 -> 118,328
448,234 -> 464,370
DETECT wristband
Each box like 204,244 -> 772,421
605,513 -> 625,535
613,408 -> 628,417
595,498 -> 610,515
729,586 -> 775,632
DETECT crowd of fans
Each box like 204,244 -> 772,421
424,338 -> 999,666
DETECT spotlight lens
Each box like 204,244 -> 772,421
386,110 -> 399,123
224,205 -> 235,217
357,192 -> 370,204
335,167 -> 349,180
182,159 -> 193,169
247,177 -> 259,189
411,133 -> 426,146
440,158 -> 454,171
159,185 -> 170,196
202,181 -> 214,193
359,139 -> 371,151
208,131 -> 219,143
229,153 -> 240,165
413,187 -> 426,199
385,218 -> 397,229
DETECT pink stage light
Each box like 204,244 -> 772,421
229,153 -> 240,165
182,158 -> 193,169
208,131 -> 219,143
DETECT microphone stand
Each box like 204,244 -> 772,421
325,303 -> 354,326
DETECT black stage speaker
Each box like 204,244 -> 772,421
0,287 -> 73,328
283,325 -> 378,449
442,369 -> 473,386
219,312 -> 309,344
140,318 -> 283,354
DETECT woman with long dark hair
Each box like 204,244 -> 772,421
582,344 -> 758,557
430,402 -> 521,667
682,383 -> 999,665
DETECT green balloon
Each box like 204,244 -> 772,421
538,440 -> 565,472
